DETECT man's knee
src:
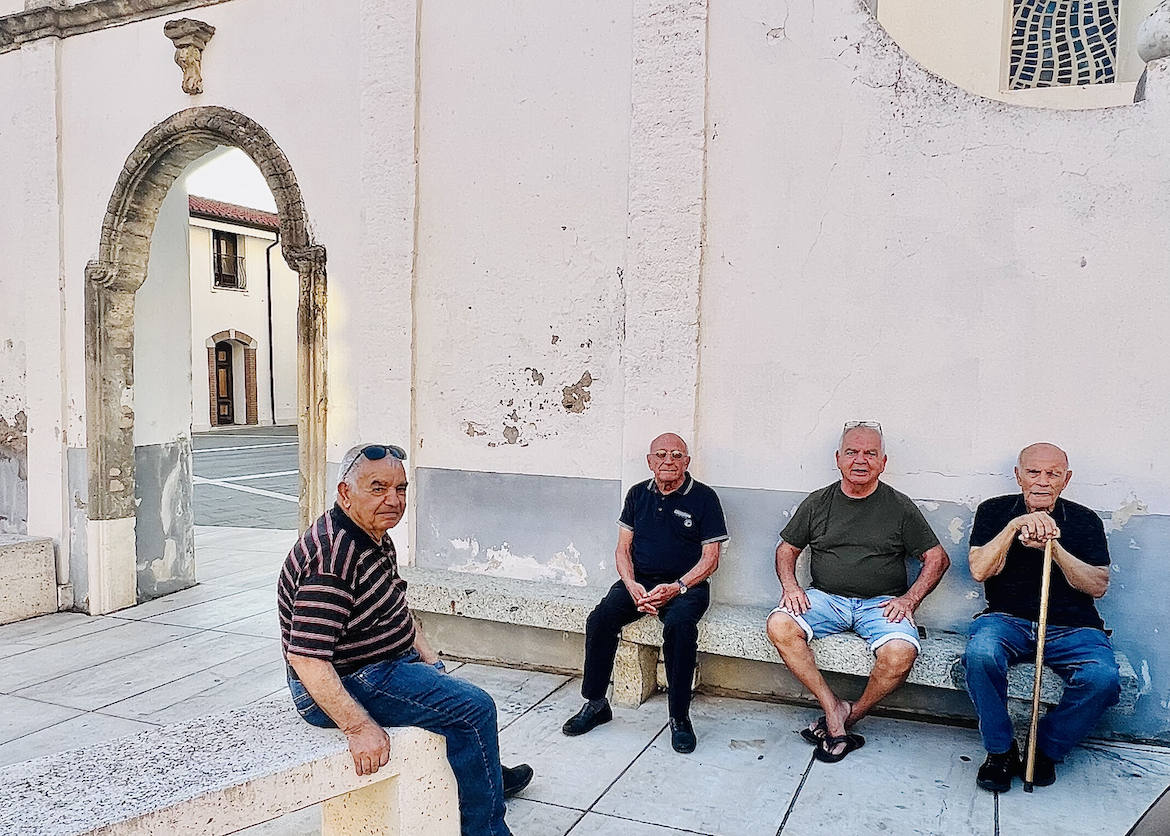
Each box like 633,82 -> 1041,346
766,611 -> 807,650
874,638 -> 918,673
586,599 -> 622,636
1074,659 -> 1121,702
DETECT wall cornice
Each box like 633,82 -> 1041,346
0,0 -> 232,54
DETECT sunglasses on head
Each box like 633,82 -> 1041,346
340,444 -> 407,481
843,421 -> 882,432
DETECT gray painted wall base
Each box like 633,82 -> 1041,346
416,612 -> 585,677
135,439 -> 196,600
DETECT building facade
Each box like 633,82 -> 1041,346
3,0 -> 1170,740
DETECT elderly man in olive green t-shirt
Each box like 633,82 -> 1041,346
765,423 -> 950,763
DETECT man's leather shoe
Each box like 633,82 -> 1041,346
502,763 -> 533,798
1026,744 -> 1057,787
562,700 -> 612,736
670,717 -> 697,754
976,740 -> 1020,793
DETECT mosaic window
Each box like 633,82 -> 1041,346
1009,0 -> 1118,89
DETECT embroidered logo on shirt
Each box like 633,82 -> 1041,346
673,509 -> 694,527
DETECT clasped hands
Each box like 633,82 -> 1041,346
626,581 -> 681,615
1016,512 -> 1061,549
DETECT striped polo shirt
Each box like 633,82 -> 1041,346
278,504 -> 416,675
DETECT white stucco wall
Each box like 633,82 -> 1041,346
697,0 -> 1170,516
135,182 -> 193,448
412,0 -> 632,481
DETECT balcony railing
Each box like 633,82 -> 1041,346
213,254 -> 246,290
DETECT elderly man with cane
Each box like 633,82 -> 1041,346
964,442 -> 1120,792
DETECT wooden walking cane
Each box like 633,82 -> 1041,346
1023,538 -> 1055,793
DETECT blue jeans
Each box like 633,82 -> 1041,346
963,612 -> 1120,759
288,651 -> 510,836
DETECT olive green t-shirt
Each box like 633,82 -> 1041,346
780,482 -> 941,599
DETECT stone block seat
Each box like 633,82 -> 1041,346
404,567 -> 1138,714
0,534 -> 56,625
0,701 -> 458,836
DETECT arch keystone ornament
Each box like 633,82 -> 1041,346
163,18 -> 215,95
85,107 -> 327,614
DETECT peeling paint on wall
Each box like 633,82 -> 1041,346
562,371 -> 593,413
448,539 -> 588,586
1108,498 -> 1149,532
0,409 -> 28,534
947,516 -> 965,544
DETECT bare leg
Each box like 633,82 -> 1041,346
766,613 -> 851,740
847,639 -> 918,726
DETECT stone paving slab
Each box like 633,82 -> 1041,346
569,813 -> 696,835
998,741 -> 1170,836
0,695 -> 82,745
0,620 -> 198,692
788,715 -> 995,836
101,646 -> 286,723
452,663 -> 573,729
217,609 -> 282,640
594,696 -> 815,835
13,629 -> 270,711
140,587 -> 276,630
498,680 -> 672,811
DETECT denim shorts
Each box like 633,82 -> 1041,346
770,588 -> 921,653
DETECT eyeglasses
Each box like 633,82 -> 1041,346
340,444 -> 407,481
652,450 -> 687,461
843,421 -> 882,432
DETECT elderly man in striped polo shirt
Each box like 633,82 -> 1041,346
280,443 -> 532,836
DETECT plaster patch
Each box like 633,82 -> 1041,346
448,537 -> 481,558
915,500 -> 940,512
463,422 -> 488,437
1141,660 -> 1151,696
947,516 -> 965,544
150,538 -> 179,582
1129,538 -> 1140,550
450,541 -> 588,586
0,410 -> 28,480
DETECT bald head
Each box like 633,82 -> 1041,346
1017,442 -> 1068,470
646,432 -> 690,494
1015,442 -> 1072,512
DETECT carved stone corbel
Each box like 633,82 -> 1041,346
163,19 -> 216,95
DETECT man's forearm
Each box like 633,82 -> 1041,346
1052,541 -> 1110,598
287,654 -> 376,734
905,545 -> 950,607
412,616 -> 440,665
681,542 -> 720,587
968,523 -> 1018,582
775,543 -> 801,589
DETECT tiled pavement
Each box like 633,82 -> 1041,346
4,526 -> 1170,835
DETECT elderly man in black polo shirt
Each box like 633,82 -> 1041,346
279,443 -> 532,836
964,442 -> 1120,792
562,432 -> 729,753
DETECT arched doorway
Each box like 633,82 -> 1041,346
84,107 -> 327,614
205,330 -> 260,427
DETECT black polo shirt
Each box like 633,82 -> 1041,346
970,494 -> 1109,630
618,473 -> 729,578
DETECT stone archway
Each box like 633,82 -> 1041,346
84,106 -> 327,614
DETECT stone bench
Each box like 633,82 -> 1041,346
404,567 -> 1138,714
0,534 -> 56,625
0,700 -> 458,836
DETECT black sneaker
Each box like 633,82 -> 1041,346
670,717 -> 697,754
562,700 -> 612,736
502,763 -> 533,798
1026,744 -> 1057,787
976,740 -> 1021,793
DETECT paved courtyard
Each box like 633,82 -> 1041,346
192,425 -> 299,529
3,523 -> 1170,834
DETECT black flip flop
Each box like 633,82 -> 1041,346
800,716 -> 829,745
813,732 -> 865,763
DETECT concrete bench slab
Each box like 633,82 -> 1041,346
403,567 -> 1138,714
0,534 -> 56,625
0,700 -> 458,836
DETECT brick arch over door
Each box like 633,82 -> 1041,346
84,106 -> 327,613
207,330 -> 259,427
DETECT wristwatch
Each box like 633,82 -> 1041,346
676,580 -> 689,595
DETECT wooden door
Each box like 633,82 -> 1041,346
215,341 -> 235,424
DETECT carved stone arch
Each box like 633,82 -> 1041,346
85,106 -> 326,613
206,329 -> 259,349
